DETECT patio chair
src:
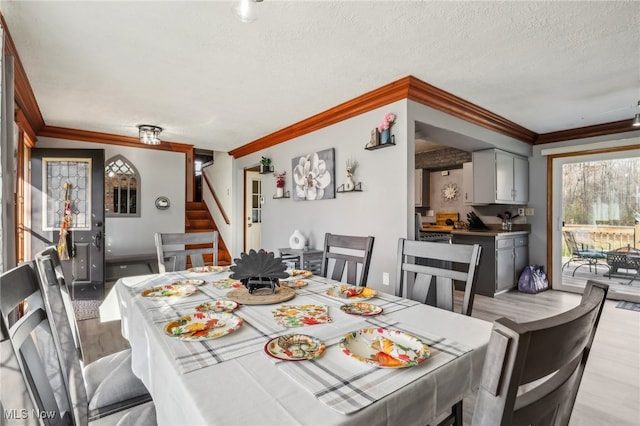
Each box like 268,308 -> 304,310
562,230 -> 609,277
472,280 -> 608,426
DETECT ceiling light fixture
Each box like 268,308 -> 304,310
138,125 -> 162,145
633,101 -> 640,127
232,0 -> 263,23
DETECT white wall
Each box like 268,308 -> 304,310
202,151 -> 234,250
233,100 -> 409,293
37,138 -> 185,256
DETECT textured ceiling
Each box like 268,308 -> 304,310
1,1 -> 639,153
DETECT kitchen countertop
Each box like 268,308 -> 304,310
451,229 -> 530,237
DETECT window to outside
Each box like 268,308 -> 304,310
105,155 -> 140,217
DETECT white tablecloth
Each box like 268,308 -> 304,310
113,272 -> 492,425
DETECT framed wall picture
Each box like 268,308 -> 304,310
292,148 -> 335,201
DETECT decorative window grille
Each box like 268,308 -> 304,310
105,155 -> 141,217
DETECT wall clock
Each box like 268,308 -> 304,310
442,183 -> 458,201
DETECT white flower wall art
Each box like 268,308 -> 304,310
292,148 -> 335,201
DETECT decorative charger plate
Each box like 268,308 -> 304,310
195,300 -> 239,313
325,285 -> 377,302
163,312 -> 243,341
339,328 -> 430,368
141,284 -> 198,299
340,302 -> 383,316
171,279 -> 206,286
226,286 -> 296,305
279,279 -> 308,288
264,334 -> 325,361
188,265 -> 230,273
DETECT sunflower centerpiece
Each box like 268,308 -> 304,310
229,249 -> 289,294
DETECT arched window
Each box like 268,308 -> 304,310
105,155 -> 140,217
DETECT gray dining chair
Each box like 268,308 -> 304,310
396,238 -> 482,316
155,231 -> 219,273
472,280 -> 608,426
320,233 -> 375,286
396,238 -> 482,426
0,262 -> 157,425
34,247 -> 152,420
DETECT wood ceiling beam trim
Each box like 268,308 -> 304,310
535,120 -> 638,144
406,76 -> 538,144
228,77 -> 411,158
38,125 -> 193,153
1,14 -> 45,136
15,109 -> 37,145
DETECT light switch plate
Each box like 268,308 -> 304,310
525,208 -> 535,216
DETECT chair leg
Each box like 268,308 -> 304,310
436,400 -> 462,426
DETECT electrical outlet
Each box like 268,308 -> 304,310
517,208 -> 525,216
525,208 -> 535,216
382,272 -> 389,286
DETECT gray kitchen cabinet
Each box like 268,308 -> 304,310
452,232 -> 529,297
472,148 -> 529,204
415,168 -> 430,207
462,162 -> 473,205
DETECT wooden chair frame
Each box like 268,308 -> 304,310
320,233 -> 375,286
472,280 -> 608,426
155,231 -> 219,273
396,238 -> 482,317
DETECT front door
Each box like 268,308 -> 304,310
244,170 -> 262,252
31,149 -> 105,300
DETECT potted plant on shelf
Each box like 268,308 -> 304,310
274,171 -> 286,197
260,156 -> 272,174
378,112 -> 396,145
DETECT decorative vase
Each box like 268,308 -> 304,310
380,128 -> 391,144
289,229 -> 306,250
345,175 -> 355,191
276,187 -> 284,198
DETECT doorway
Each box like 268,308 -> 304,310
552,148 -> 640,302
244,169 -> 263,252
31,148 -> 105,300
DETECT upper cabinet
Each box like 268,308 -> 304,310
472,149 -> 529,205
462,162 -> 473,205
415,169 -> 430,207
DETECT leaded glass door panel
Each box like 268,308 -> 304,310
31,149 -> 105,299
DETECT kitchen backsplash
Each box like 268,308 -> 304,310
418,168 -> 528,226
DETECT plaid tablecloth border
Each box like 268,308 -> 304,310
271,315 -> 472,414
119,273 -> 445,376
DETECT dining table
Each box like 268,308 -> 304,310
111,268 -> 493,425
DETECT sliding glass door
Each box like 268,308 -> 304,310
552,148 -> 640,302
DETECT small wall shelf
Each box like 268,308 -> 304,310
259,165 -> 274,174
365,139 -> 396,151
337,182 -> 362,193
273,190 -> 290,199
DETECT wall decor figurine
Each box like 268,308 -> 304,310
292,148 -> 335,201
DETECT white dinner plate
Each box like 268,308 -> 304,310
339,327 -> 430,368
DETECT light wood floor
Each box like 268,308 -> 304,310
79,286 -> 640,426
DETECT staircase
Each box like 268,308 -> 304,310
185,202 -> 231,265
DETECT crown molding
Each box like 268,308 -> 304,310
229,75 -> 540,158
38,125 -> 193,154
405,76 -> 538,144
228,78 -> 409,158
535,119 -> 637,144
1,13 -> 45,136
